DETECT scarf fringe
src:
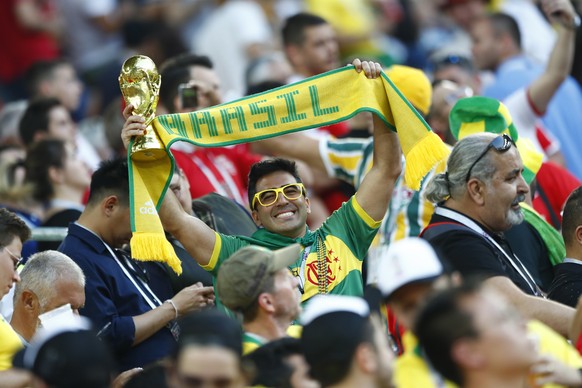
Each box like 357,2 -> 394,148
403,131 -> 451,190
130,232 -> 183,275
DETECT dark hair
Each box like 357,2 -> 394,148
172,309 -> 243,359
86,158 -> 130,207
307,318 -> 375,386
0,208 -> 31,248
247,158 -> 302,210
244,337 -> 303,388
413,281 -> 482,386
282,13 -> 328,46
561,186 -> 582,246
25,139 -> 67,202
25,59 -> 70,97
489,13 -> 521,49
19,97 -> 62,147
159,54 -> 214,112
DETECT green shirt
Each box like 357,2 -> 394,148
204,196 -> 381,305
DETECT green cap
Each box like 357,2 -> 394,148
216,244 -> 300,311
449,96 -> 542,184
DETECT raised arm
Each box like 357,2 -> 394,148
251,133 -> 326,173
527,0 -> 577,114
487,276 -> 575,337
354,60 -> 403,222
121,106 -> 217,266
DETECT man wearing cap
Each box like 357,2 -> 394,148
422,133 -> 575,336
376,238 -> 582,387
16,321 -> 116,388
216,244 -> 302,354
300,295 -> 394,387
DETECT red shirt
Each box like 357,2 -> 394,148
533,162 -> 581,228
172,145 -> 261,207
0,0 -> 60,82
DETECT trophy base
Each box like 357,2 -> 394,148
131,148 -> 167,162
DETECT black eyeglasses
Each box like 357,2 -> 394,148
4,246 -> 23,270
465,134 -> 516,182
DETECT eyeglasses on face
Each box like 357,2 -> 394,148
4,246 -> 23,271
252,183 -> 306,209
465,134 -> 516,182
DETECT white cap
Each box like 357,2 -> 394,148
376,237 -> 444,299
300,295 -> 369,325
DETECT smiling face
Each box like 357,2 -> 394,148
481,147 -> 528,231
251,171 -> 311,239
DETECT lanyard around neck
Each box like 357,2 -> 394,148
75,223 -> 162,309
435,207 -> 544,297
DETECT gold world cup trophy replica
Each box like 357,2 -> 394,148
119,55 -> 166,161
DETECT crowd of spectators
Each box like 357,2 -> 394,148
2,0 -> 582,387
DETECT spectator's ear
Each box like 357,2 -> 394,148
575,225 -> 582,247
21,289 -> 40,315
251,209 -> 262,227
466,179 -> 486,206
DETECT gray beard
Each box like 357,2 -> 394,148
507,207 -> 524,226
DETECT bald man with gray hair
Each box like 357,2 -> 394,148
421,133 -> 574,336
10,250 -> 85,344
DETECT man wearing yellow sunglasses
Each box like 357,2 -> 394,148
122,59 -> 402,307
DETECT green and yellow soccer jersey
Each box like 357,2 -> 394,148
321,137 -> 445,244
203,196 -> 381,304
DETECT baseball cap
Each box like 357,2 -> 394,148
217,244 -> 300,312
376,237 -> 444,299
300,295 -> 370,369
177,309 -> 243,356
386,65 -> 432,116
14,317 -> 115,388
449,96 -> 543,184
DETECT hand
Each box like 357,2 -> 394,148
542,0 -> 578,29
120,104 -> 147,151
111,367 -> 143,388
172,282 -> 215,315
528,354 -> 582,387
351,58 -> 384,79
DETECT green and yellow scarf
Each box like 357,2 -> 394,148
128,66 -> 450,273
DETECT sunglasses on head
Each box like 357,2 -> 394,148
251,183 -> 306,209
465,134 -> 516,182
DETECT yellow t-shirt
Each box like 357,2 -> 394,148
394,322 -> 582,388
0,315 -> 23,370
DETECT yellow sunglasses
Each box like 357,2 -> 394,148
252,183 -> 306,209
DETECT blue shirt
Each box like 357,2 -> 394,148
58,223 -> 175,371
483,55 -> 582,180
